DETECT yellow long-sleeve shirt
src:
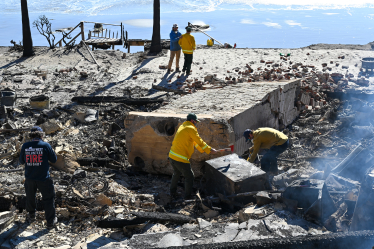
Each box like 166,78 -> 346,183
178,33 -> 196,54
248,128 -> 288,163
169,121 -> 211,163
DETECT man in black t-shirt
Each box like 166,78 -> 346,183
19,126 -> 58,228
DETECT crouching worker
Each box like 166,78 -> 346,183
19,126 -> 58,229
243,128 -> 289,174
169,113 -> 217,199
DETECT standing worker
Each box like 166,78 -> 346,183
178,26 -> 196,75
169,113 -> 217,199
19,126 -> 58,229
167,24 -> 182,74
243,128 -> 289,174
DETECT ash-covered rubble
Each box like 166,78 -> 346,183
0,89 -> 364,249
268,93 -> 374,233
1,45 -> 374,248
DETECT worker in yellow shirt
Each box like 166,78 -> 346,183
169,113 -> 217,199
178,26 -> 196,75
243,128 -> 289,174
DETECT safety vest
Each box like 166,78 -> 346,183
169,121 -> 211,163
178,34 -> 196,54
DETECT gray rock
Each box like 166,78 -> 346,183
213,223 -> 239,242
197,218 -> 212,230
157,233 -> 183,247
109,231 -> 126,241
13,76 -> 23,82
85,109 -> 98,122
204,74 -> 214,82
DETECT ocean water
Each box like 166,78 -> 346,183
1,0 -> 374,52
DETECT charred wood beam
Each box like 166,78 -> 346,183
0,221 -> 18,247
97,217 -> 149,228
131,211 -> 194,223
180,190 -> 283,204
0,211 -> 16,232
71,96 -> 164,105
98,212 -> 194,228
77,157 -> 120,167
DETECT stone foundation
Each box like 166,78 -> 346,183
125,113 -> 233,177
125,79 -> 300,175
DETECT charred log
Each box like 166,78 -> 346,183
71,96 -> 163,105
131,211 -> 194,224
97,211 -> 194,228
77,157 -> 119,167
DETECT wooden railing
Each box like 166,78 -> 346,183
55,22 -> 84,47
55,21 -> 125,48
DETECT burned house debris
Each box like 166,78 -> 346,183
2,43 -> 374,249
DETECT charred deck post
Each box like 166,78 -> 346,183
80,21 -> 85,42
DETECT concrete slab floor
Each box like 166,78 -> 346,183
124,211 -> 325,248
156,80 -> 299,116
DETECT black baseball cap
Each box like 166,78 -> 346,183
187,113 -> 200,122
243,129 -> 253,142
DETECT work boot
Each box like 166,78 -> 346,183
26,213 -> 35,223
170,192 -> 183,202
47,217 -> 58,229
166,69 -> 171,74
183,194 -> 195,201
175,68 -> 181,73
182,68 -> 186,73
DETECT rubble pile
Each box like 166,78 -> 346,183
0,90 -> 361,248
1,45 -> 374,248
158,48 -> 373,95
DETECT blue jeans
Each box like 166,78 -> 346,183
24,178 -> 56,224
261,140 -> 289,173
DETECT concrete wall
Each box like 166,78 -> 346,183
125,113 -> 233,177
125,79 -> 300,175
230,80 -> 300,156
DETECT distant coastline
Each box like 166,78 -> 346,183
1,2 -> 374,51
2,41 -> 374,52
